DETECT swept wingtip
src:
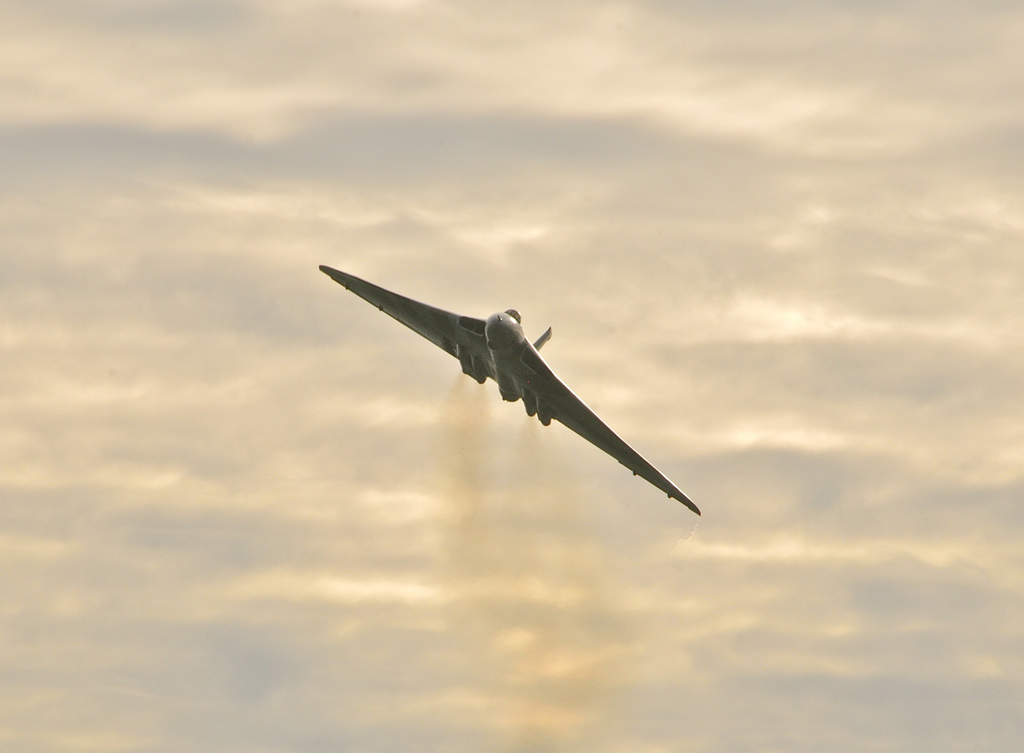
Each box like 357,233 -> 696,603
673,491 -> 701,516
319,265 -> 350,288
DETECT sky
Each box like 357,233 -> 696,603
2,1 -> 1023,751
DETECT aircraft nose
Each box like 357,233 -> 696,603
485,312 -> 516,349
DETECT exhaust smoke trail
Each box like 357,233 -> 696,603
438,379 -> 627,752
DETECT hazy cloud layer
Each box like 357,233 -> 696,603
2,2 -> 1023,752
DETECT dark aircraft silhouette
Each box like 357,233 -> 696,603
319,265 -> 700,516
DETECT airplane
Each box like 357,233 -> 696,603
319,265 -> 700,516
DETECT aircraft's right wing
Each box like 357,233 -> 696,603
520,344 -> 700,516
319,265 -> 492,377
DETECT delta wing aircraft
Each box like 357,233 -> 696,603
320,265 -> 700,516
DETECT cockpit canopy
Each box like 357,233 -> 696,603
504,309 -> 522,324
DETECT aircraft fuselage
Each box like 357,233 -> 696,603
483,311 -> 551,422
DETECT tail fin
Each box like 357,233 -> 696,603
533,327 -> 552,350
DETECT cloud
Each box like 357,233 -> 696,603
2,2 -> 1024,752
10,0 -> 1019,154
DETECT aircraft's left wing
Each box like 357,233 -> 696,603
520,345 -> 700,516
319,265 -> 492,376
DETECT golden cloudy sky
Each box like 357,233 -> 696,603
2,1 -> 1023,751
